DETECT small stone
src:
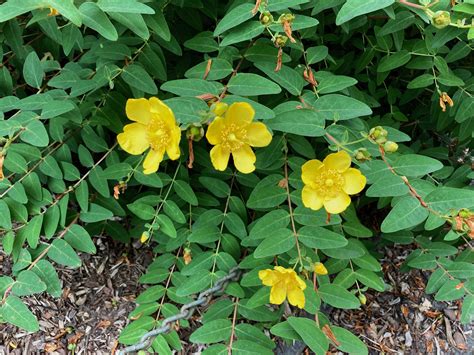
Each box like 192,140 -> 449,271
405,331 -> 413,347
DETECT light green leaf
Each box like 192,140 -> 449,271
174,180 -> 198,206
80,203 -> 114,223
337,0 -> 395,25
48,239 -> 82,268
425,187 -> 474,214
381,196 -> 429,233
268,108 -> 325,137
255,63 -> 305,96
314,94 -> 372,120
31,260 -> 62,298
287,317 -> 329,355
393,154 -> 443,176
254,228 -> 295,258
228,73 -> 281,96
190,319 -> 233,344
298,226 -> 348,249
214,3 -> 255,36
79,2 -> 118,41
12,270 -> 47,296
122,64 -> 157,94
3,295 -> 39,332
97,0 -> 155,14
318,284 -> 360,309
23,52 -> 43,89
64,224 -> 96,254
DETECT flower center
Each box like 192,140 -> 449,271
314,169 -> 344,198
221,124 -> 247,151
147,119 -> 170,150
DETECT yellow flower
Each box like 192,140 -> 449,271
206,102 -> 272,174
314,262 -> 328,275
258,266 -> 306,309
301,150 -> 366,214
117,98 -> 181,174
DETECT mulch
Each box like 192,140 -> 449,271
0,240 -> 472,354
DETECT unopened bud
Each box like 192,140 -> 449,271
183,248 -> 192,265
358,293 -> 367,305
211,102 -> 228,116
278,13 -> 295,24
384,141 -> 399,153
369,126 -> 383,139
354,148 -> 371,161
375,136 -> 388,145
314,262 -> 328,275
274,34 -> 288,47
140,231 -> 150,243
459,209 -> 471,218
432,11 -> 451,29
259,11 -> 273,26
186,125 -> 204,142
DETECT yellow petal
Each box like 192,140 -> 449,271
126,98 -> 151,124
294,274 -> 307,290
301,159 -> 323,186
244,122 -> 272,147
287,284 -> 305,309
302,185 -> 323,211
117,123 -> 149,155
323,150 -> 351,172
166,141 -> 180,161
323,192 -> 351,214
314,262 -> 328,275
232,144 -> 256,174
270,282 -> 287,305
149,97 -> 177,128
206,117 -> 226,145
143,148 -> 165,174
225,102 -> 255,127
259,269 -> 278,286
210,144 -> 230,171
342,168 -> 366,195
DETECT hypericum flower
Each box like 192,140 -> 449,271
258,266 -> 306,309
117,98 -> 181,174
301,151 -> 366,214
206,102 -> 272,174
439,92 -> 454,112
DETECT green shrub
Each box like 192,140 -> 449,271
0,0 -> 473,353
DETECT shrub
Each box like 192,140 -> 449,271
0,0 -> 473,353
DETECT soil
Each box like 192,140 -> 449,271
0,239 -> 472,354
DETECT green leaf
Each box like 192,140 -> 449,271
314,94 -> 372,121
185,58 -> 233,81
355,269 -> 385,291
267,108 -> 325,137
316,74 -> 357,94
318,284 -> 360,309
64,224 -> 96,254
336,0 -> 395,25
268,0 -> 310,11
393,154 -> 443,176
165,97 -> 209,124
161,79 -> 222,97
435,279 -> 465,301
31,260 -> 62,298
425,187 -> 474,214
231,340 -> 274,355
407,74 -> 434,89
214,3 -> 255,36
287,317 -> 329,355
23,52 -> 43,89
122,64 -> 157,94
377,50 -> 412,72
298,226 -> 348,249
255,63 -> 305,96
190,319 -> 233,344
25,214 -> 43,249
235,324 -> 275,350
378,11 -> 416,36
97,0 -> 154,14
135,285 -> 165,303
79,2 -> 118,41
331,326 -> 368,355
455,97 -> 474,123
45,0 -> 82,26
12,270 -> 47,296
254,228 -> 295,258
184,32 -> 219,53
174,180 -> 198,206
447,262 -> 474,279
381,197 -> 429,233
461,295 -> 474,325
306,46 -> 328,64
366,173 -> 409,197
80,203 -> 113,223
220,21 -> 264,47
48,239 -> 82,268
249,210 -> 290,239
3,295 -> 39,332
228,73 -> 281,96
247,175 -> 287,209
0,199 -> 12,229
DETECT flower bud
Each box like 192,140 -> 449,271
210,102 -> 228,116
375,136 -> 387,145
358,293 -> 367,305
384,141 -> 399,153
186,125 -> 204,142
183,248 -> 192,265
314,262 -> 328,275
369,126 -> 383,138
259,11 -> 273,26
140,231 -> 150,243
354,148 -> 371,162
274,34 -> 288,47
432,11 -> 451,29
278,13 -> 295,24
459,209 -> 471,218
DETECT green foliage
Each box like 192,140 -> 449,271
0,0 -> 473,353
